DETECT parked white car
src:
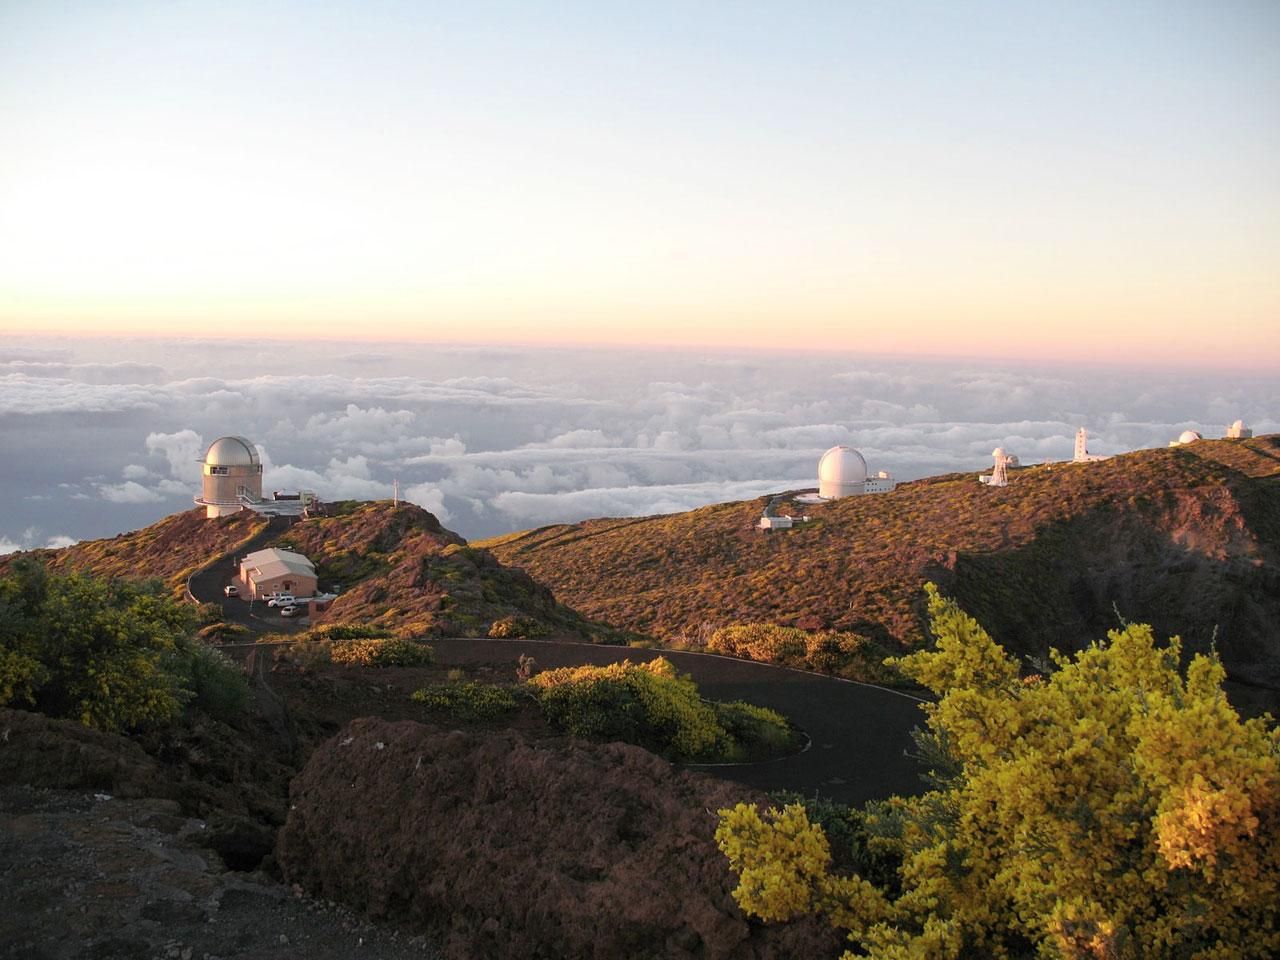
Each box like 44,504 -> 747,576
280,604 -> 302,617
266,594 -> 295,608
224,584 -> 239,597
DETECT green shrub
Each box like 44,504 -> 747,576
712,700 -> 795,762
302,623 -> 393,643
411,681 -> 518,722
529,657 -> 741,761
176,642 -> 249,721
330,637 -> 434,667
487,614 -> 549,639
0,561 -> 242,733
707,623 -> 902,685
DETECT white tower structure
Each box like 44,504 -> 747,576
983,447 -> 1011,487
194,436 -> 263,518
818,445 -> 868,499
1073,427 -> 1109,463
1226,419 -> 1253,440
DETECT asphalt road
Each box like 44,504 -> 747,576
187,516 -> 306,633
430,638 -> 929,806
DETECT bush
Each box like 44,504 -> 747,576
411,681 -> 518,722
488,615 -> 549,639
177,642 -> 249,721
707,623 -> 902,686
0,561 -> 245,733
717,585 -> 1280,959
527,657 -> 793,762
330,637 -> 434,667
302,623 -> 393,643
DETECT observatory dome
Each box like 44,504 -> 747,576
1177,430 -> 1202,445
818,445 -> 868,499
204,436 -> 260,467
992,447 -> 1006,458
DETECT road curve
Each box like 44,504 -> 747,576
430,638 -> 929,806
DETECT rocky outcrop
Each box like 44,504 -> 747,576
0,707 -> 169,799
278,718 -> 841,960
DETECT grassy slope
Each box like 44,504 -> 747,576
0,510 -> 270,596
3,501 -> 600,642
479,437 -> 1280,674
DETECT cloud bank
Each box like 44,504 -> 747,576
1,335 -> 1277,548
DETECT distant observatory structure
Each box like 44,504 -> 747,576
1073,427 -> 1110,463
195,436 -> 263,518
979,447 -> 1013,487
814,445 -> 897,499
194,435 -> 319,519
1226,419 -> 1253,440
1169,429 -> 1203,447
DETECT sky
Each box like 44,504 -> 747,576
1,1 -> 1278,364
2,334 -> 1278,553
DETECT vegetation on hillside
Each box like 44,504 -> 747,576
715,586 -> 1280,959
0,560 -> 247,732
480,437 -> 1280,694
529,657 -> 796,762
707,623 -> 904,686
0,509 -> 268,598
267,500 -> 603,640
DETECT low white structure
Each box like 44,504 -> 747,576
1169,429 -> 1203,447
239,548 -> 318,600
979,447 -> 1013,487
1226,419 -> 1253,440
864,470 -> 897,493
758,515 -> 794,530
1073,427 -> 1110,463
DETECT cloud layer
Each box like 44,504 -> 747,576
2,335 -> 1277,549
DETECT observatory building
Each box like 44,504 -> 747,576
195,436 -> 263,518
1226,419 -> 1253,440
815,445 -> 896,499
1169,430 -> 1203,447
1073,427 -> 1110,463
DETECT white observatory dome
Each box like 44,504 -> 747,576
204,436 -> 260,467
196,435 -> 263,518
818,445 -> 868,499
1177,430 -> 1202,445
992,447 -> 1006,458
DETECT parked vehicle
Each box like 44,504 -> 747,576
280,604 -> 302,617
224,584 -> 239,597
266,594 -> 295,608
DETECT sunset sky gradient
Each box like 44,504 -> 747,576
2,1 -> 1277,364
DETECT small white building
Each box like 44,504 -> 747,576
864,471 -> 897,493
1169,429 -> 1203,447
979,447 -> 1013,487
758,515 -> 794,531
1226,419 -> 1253,440
1073,427 -> 1110,463
239,548 -> 318,600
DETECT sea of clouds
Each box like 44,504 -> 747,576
2,335 -> 1277,554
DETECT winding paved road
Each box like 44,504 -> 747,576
430,638 -> 928,806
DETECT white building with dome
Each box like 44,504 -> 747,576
816,445 -> 896,499
1169,429 -> 1203,447
195,436 -> 263,518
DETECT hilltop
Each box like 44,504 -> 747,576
2,501 -> 599,641
479,435 -> 1280,706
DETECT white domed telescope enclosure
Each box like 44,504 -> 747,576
979,447 -> 1013,487
195,436 -> 263,518
818,445 -> 868,499
1169,429 -> 1203,447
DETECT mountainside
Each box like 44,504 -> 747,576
3,502 -> 599,642
0,509 -> 270,594
479,436 -> 1280,701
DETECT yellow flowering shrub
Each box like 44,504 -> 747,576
717,584 -> 1280,959
530,657 -> 728,759
328,637 -> 434,667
